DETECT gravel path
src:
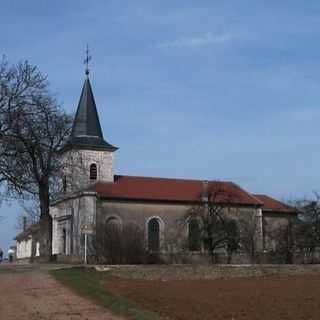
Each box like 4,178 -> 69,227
0,264 -> 123,320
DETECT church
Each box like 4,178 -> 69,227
15,68 -> 297,263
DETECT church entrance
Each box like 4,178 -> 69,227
62,228 -> 66,254
57,218 -> 71,255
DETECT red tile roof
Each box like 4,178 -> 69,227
91,175 -> 262,206
253,194 -> 297,213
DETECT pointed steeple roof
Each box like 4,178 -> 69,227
62,77 -> 117,152
71,78 -> 103,138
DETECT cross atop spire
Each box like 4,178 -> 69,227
84,44 -> 91,77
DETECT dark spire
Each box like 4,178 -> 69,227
61,50 -> 117,152
71,77 -> 104,138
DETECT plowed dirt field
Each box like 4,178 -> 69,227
105,274 -> 320,320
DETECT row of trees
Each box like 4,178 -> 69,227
277,194 -> 320,264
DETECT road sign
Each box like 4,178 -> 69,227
81,223 -> 94,265
81,224 -> 94,235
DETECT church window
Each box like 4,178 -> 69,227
148,218 -> 160,252
105,217 -> 121,263
188,219 -> 201,251
106,217 -> 121,231
90,163 -> 97,180
105,217 -> 121,241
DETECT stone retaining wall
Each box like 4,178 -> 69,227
106,264 -> 320,280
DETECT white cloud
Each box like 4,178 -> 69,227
156,32 -> 233,49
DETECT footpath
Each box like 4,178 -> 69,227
0,263 -> 123,320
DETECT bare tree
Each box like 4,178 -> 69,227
299,193 -> 320,240
185,185 -> 240,264
288,195 -> 320,263
15,200 -> 40,231
286,193 -> 320,263
0,57 -> 72,256
293,220 -> 318,263
93,222 -> 147,264
239,214 -> 259,263
273,220 -> 295,264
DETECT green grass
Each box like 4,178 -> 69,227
50,267 -> 161,320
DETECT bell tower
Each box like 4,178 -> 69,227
60,47 -> 117,192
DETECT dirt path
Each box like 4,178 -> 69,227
0,265 -> 123,320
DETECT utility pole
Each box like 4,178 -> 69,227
84,233 -> 88,265
81,224 -> 93,265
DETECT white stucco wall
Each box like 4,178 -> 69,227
50,192 -> 97,256
16,237 -> 32,259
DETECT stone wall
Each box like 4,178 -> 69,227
97,199 -> 260,256
62,149 -> 114,192
106,264 -> 320,281
98,199 -> 190,253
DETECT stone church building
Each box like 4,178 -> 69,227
16,71 -> 296,263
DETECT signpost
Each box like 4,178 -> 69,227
81,224 -> 93,265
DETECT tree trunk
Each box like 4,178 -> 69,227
227,250 -> 232,264
39,181 -> 52,259
208,239 -> 215,264
39,214 -> 52,259
250,240 -> 256,264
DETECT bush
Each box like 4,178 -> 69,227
93,222 -> 147,264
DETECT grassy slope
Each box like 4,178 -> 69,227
50,267 -> 161,320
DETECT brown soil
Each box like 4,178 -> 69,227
105,274 -> 320,320
0,266 -> 123,320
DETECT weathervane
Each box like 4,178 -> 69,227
84,44 -> 92,76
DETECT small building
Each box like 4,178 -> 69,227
15,223 -> 40,260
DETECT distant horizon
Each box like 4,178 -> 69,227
1,1 -> 320,252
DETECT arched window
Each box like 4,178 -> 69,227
148,218 -> 160,252
105,217 -> 121,264
105,217 -> 122,242
188,219 -> 201,251
90,163 -> 97,180
106,217 -> 121,232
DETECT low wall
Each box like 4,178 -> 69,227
51,254 -> 83,264
105,264 -> 320,280
14,258 -> 30,264
158,250 -> 320,265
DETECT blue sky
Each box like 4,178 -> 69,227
1,1 -> 320,252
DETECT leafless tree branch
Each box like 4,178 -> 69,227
0,57 -> 72,255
